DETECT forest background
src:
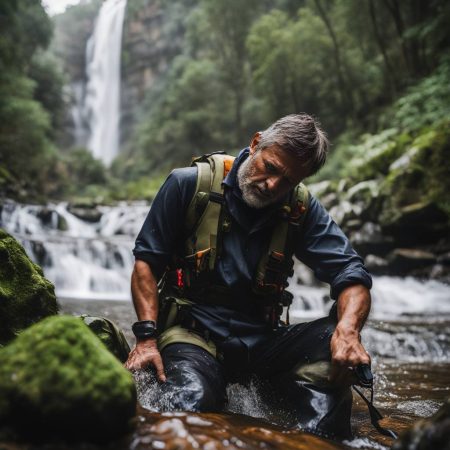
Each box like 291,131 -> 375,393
0,0 -> 449,206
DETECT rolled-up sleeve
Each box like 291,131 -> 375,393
133,167 -> 197,279
295,195 -> 372,299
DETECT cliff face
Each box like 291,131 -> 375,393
120,0 -> 188,145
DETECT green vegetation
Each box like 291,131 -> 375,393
0,229 -> 58,346
129,0 -> 450,182
0,0 -> 449,202
0,315 -> 136,441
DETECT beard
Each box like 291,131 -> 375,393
237,156 -> 278,209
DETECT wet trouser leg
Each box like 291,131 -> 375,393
251,315 -> 353,439
159,343 -> 227,412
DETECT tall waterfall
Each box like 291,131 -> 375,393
83,0 -> 127,166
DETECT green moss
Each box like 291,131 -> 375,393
0,229 -> 58,346
0,315 -> 136,442
379,121 -> 450,226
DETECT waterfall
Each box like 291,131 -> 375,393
83,0 -> 127,166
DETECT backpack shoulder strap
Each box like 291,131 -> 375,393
254,182 -> 310,296
184,153 -> 235,271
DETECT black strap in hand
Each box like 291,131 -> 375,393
353,364 -> 398,439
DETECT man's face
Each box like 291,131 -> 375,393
237,135 -> 308,209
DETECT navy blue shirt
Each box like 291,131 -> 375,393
134,149 -> 372,302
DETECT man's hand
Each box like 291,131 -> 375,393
330,323 -> 370,384
330,284 -> 371,385
124,338 -> 167,382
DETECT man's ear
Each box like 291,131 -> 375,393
249,132 -> 261,155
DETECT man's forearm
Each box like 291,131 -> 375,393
131,259 -> 159,322
336,284 -> 371,333
330,284 -> 371,371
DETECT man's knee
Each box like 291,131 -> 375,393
160,343 -> 226,412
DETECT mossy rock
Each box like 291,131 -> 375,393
378,121 -> 450,244
0,229 -> 58,346
0,315 -> 136,442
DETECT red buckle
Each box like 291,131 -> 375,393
176,268 -> 184,288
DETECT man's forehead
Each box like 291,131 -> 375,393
261,145 -> 307,179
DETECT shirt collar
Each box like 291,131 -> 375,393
223,147 -> 249,193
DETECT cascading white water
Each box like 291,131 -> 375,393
83,0 -> 127,166
1,201 -> 148,301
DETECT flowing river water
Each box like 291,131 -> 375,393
1,200 -> 449,449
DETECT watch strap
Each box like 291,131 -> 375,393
132,320 -> 157,339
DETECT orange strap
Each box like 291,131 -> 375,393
223,157 -> 234,177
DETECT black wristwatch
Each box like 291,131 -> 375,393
132,320 -> 157,339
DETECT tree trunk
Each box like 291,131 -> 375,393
313,0 -> 355,116
368,0 -> 398,95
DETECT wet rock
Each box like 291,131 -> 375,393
437,251 -> 450,266
364,254 -> 389,275
80,315 -> 131,363
0,230 -> 58,346
67,204 -> 102,223
345,180 -> 379,205
308,180 -> 332,198
37,208 -> 68,231
131,409 -> 345,450
350,222 -> 395,256
387,249 -> 436,275
0,315 -> 136,442
329,200 -> 362,226
320,192 -> 339,210
392,398 -> 450,450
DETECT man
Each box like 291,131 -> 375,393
125,114 -> 372,439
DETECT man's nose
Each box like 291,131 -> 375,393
266,176 -> 282,192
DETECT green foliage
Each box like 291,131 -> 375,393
65,147 -> 108,186
0,0 -> 66,201
28,50 -> 66,135
0,229 -> 58,346
0,0 -> 52,72
2,0 -> 450,201
0,315 -> 136,441
130,56 -> 235,177
380,58 -> 450,132
313,57 -> 450,184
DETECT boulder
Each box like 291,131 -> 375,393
0,315 -> 136,442
350,222 -> 395,257
67,204 -> 102,223
380,201 -> 448,246
0,229 -> 58,346
387,248 -> 436,275
364,254 -> 389,275
392,398 -> 450,450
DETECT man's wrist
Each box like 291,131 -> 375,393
132,320 -> 157,339
335,322 -> 360,338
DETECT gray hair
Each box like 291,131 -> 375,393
256,114 -> 329,176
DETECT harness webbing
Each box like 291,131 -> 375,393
177,152 -> 310,320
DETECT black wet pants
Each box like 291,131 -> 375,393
159,315 -> 353,439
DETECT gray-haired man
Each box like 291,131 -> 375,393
126,114 -> 372,439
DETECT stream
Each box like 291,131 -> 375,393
1,200 -> 449,449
